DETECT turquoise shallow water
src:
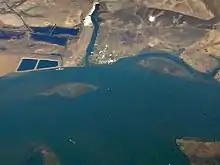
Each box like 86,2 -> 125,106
1,55 -> 220,165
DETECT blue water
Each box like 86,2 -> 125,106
17,59 -> 38,71
0,30 -> 25,39
31,26 -> 80,36
36,60 -> 58,69
30,26 -> 80,45
30,33 -> 69,45
0,27 -> 79,46
85,4 -> 100,65
1,3 -> 220,165
1,58 -> 220,165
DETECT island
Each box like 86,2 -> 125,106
176,137 -> 220,165
37,82 -> 98,98
24,144 -> 60,165
39,146 -> 60,165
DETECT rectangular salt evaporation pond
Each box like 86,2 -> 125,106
31,26 -> 80,36
17,59 -> 38,71
36,60 -> 58,69
30,26 -> 80,45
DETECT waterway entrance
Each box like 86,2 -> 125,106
85,3 -> 100,66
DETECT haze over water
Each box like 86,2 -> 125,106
1,56 -> 220,165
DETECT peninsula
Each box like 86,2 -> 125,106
176,137 -> 220,165
91,0 -> 220,77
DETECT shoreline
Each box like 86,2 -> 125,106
85,2 -> 100,66
83,2 -> 100,27
62,1 -> 99,67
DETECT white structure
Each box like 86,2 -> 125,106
83,1 -> 100,27
148,15 -> 156,22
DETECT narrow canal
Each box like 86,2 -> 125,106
85,3 -> 100,66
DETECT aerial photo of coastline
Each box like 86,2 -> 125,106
1,0 -> 220,165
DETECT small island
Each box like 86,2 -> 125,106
37,82 -> 98,98
25,144 -> 60,165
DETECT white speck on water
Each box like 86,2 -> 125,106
69,138 -> 76,145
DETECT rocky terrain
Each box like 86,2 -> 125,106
0,0 -> 94,28
176,137 -> 220,165
99,0 -> 214,20
90,0 -> 220,79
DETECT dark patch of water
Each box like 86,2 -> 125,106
1,67 -> 220,165
85,4 -> 100,65
36,60 -> 58,69
0,26 -> 79,46
22,151 -> 43,165
0,30 -> 25,39
30,33 -> 68,46
31,26 -> 79,36
17,59 -> 38,71
29,26 -> 79,45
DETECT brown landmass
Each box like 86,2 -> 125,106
38,146 -> 60,165
27,145 -> 60,165
90,0 -> 220,78
214,70 -> 220,81
1,0 -> 220,80
176,137 -> 220,165
62,26 -> 94,67
0,0 -> 93,28
99,0 -> 214,20
0,0 -> 95,77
